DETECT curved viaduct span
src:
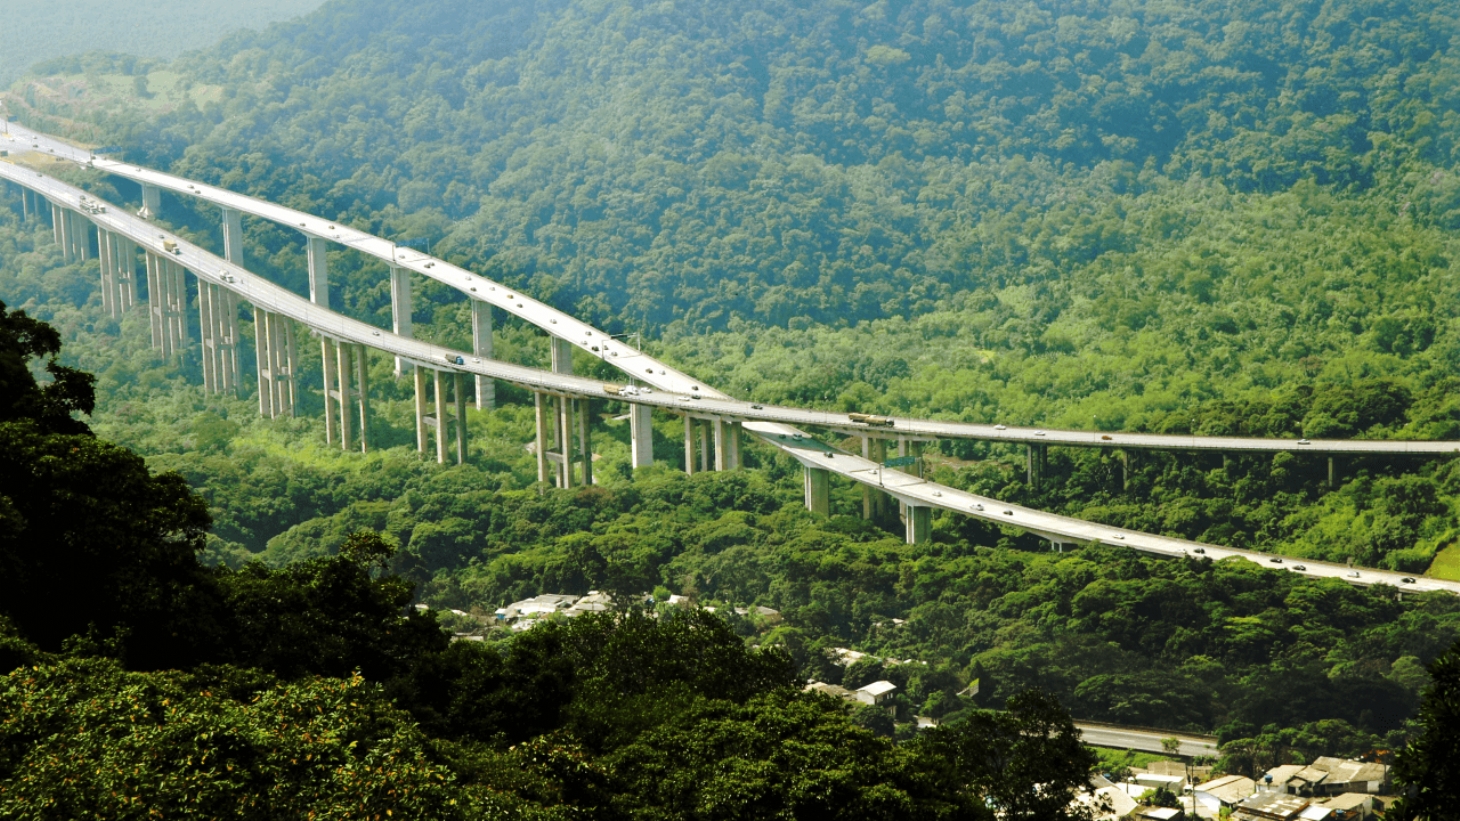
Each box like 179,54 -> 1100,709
3,123 -> 1458,597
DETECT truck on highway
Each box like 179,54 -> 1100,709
162,239 -> 180,254
848,412 -> 895,427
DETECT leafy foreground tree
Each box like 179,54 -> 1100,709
1390,639 -> 1460,820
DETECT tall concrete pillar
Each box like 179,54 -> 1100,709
472,300 -> 494,409
862,436 -> 892,521
578,398 -> 592,485
335,341 -> 354,452
414,367 -> 428,454
306,236 -> 329,308
199,282 -> 218,393
433,369 -> 447,465
199,281 -> 241,395
713,420 -> 741,471
1328,456 -> 1337,489
683,415 -> 697,475
551,337 -> 574,374
68,211 -> 90,261
534,392 -> 550,486
558,393 -> 574,488
255,307 -> 273,417
454,372 -> 468,465
356,344 -> 370,454
389,265 -> 412,376
221,207 -> 244,265
20,187 -> 29,221
322,337 -> 338,445
804,467 -> 831,517
139,184 -> 161,220
905,506 -> 932,544
145,252 -> 188,356
630,403 -> 654,469
253,308 -> 296,419
1026,444 -> 1047,487
97,228 -> 117,318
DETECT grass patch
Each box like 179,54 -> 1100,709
1426,542 -> 1460,581
1088,746 -> 1177,774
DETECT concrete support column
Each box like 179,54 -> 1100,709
355,343 -> 370,453
1328,456 -> 1337,489
550,337 -> 574,374
557,393 -> 574,488
68,211 -> 90,261
252,308 -> 296,419
453,372 -> 467,465
712,419 -> 741,471
804,466 -> 831,517
199,282 -> 218,393
145,252 -> 189,355
630,403 -> 655,469
50,203 -> 63,249
116,237 -> 137,313
534,392 -> 550,487
20,187 -> 29,221
97,228 -> 117,318
199,281 -> 241,395
433,369 -> 447,465
336,341 -> 354,452
1120,450 -> 1130,491
905,506 -> 932,545
1026,444 -> 1047,487
389,265 -> 412,376
321,337 -> 338,446
255,307 -> 274,417
221,207 -> 244,265
306,236 -> 329,308
683,415 -> 697,475
472,299 -> 494,410
862,436 -> 892,521
578,398 -> 592,485
413,367 -> 427,454
139,183 -> 161,220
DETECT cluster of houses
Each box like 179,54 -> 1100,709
1084,757 -> 1393,820
477,592 -> 783,632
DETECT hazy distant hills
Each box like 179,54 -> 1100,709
0,0 -> 327,88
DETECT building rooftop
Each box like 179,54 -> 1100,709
857,680 -> 898,697
1321,794 -> 1372,811
1197,775 -> 1257,805
1236,791 -> 1310,819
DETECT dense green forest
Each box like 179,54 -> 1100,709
4,0 -> 1460,792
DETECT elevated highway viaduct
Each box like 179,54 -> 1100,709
3,125 -> 1458,597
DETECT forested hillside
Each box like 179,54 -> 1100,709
4,0 -> 1460,779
